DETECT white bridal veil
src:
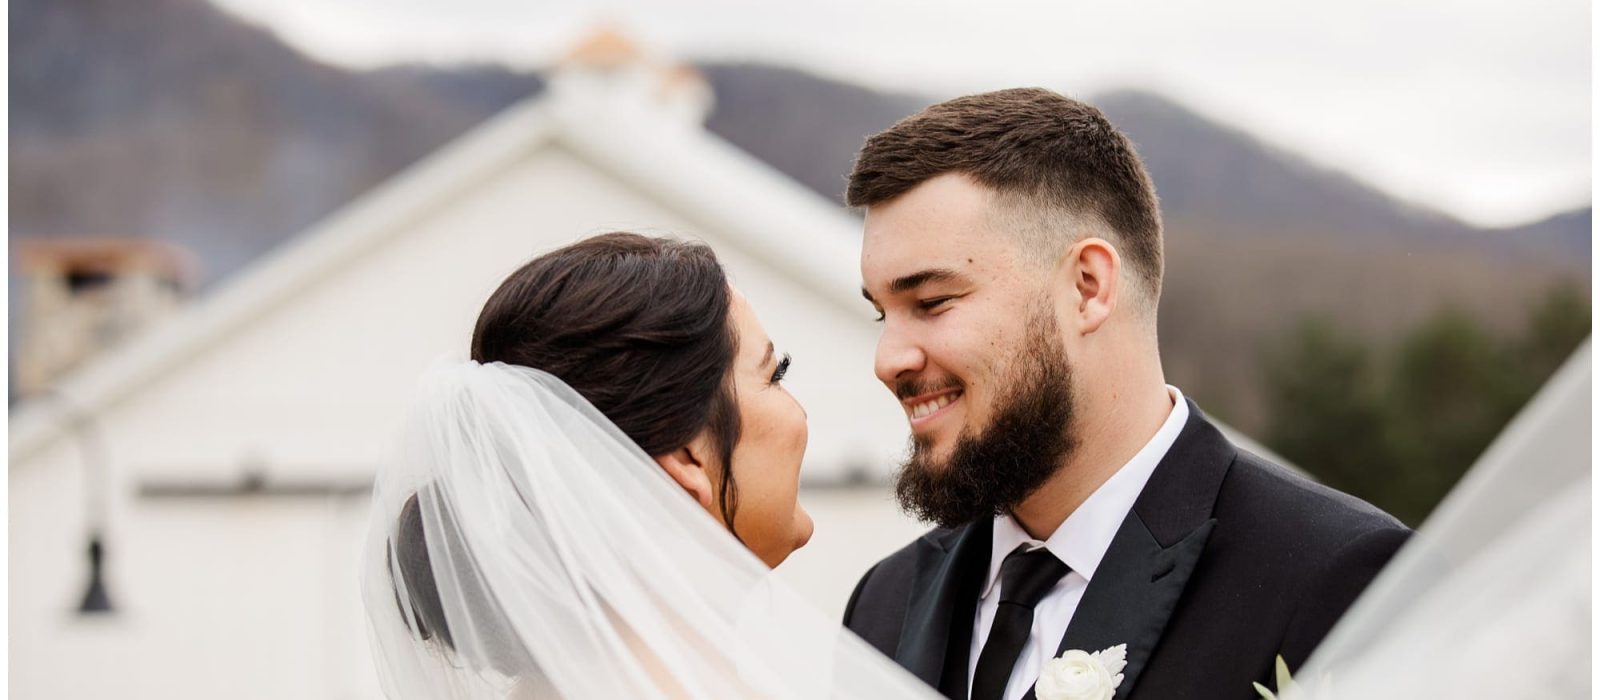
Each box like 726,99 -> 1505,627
361,360 -> 941,699
1298,339 -> 1592,699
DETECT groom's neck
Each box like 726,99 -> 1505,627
1010,356 -> 1172,540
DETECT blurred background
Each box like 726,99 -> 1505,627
8,0 -> 1591,697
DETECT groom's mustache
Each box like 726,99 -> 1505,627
894,376 -> 964,402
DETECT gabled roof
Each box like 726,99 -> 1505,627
9,89 -> 868,464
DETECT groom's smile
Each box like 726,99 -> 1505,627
903,387 -> 962,427
894,371 -> 977,461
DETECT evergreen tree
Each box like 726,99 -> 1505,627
1263,285 -> 1590,526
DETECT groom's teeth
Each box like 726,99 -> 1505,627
910,394 -> 957,420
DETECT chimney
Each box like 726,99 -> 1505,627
14,238 -> 195,397
548,25 -> 715,126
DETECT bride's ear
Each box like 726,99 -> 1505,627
654,434 -> 715,509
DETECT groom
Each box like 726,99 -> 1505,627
844,88 -> 1410,700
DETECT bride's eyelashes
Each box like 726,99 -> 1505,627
769,354 -> 792,385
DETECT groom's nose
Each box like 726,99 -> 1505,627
874,325 -> 927,387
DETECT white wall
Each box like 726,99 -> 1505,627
10,142 -> 924,698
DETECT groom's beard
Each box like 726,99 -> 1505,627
892,310 -> 1078,529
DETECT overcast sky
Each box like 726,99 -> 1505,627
213,0 -> 1591,228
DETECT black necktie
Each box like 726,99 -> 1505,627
970,545 -> 1071,700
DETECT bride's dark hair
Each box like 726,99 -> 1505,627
468,232 -> 744,525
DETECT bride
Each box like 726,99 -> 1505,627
361,232 -> 941,698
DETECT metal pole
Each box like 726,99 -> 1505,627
47,390 -> 115,614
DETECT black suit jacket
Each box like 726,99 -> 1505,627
844,400 -> 1409,700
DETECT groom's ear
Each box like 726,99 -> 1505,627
654,436 -> 716,509
1063,237 -> 1120,335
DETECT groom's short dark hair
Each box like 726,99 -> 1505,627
847,88 -> 1164,307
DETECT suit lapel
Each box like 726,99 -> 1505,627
895,519 -> 992,697
1025,400 -> 1236,700
1024,513 -> 1214,700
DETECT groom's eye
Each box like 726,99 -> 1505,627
918,297 -> 954,312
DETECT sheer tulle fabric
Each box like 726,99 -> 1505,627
362,360 -> 940,699
1300,340 -> 1591,698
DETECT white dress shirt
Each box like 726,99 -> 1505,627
967,386 -> 1189,700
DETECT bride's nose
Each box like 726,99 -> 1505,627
787,390 -> 809,422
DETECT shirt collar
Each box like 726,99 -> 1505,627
980,386 -> 1189,599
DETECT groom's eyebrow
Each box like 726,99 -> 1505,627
891,268 -> 964,294
861,268 -> 967,304
864,268 -> 960,303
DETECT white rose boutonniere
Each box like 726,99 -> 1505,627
1253,655 -> 1332,700
1035,643 -> 1127,700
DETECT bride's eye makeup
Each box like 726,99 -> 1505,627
769,354 -> 792,385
